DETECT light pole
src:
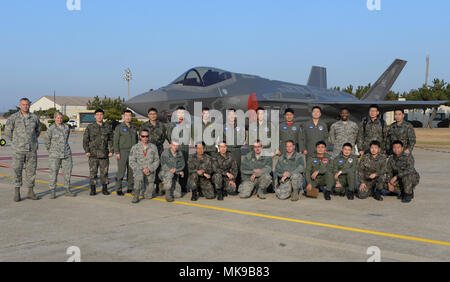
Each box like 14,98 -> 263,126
122,68 -> 132,100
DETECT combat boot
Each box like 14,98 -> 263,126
131,189 -> 140,204
65,188 -> 76,197
102,184 -> 110,195
49,189 -> 56,199
166,190 -> 175,202
27,188 -> 39,200
291,189 -> 299,202
402,193 -> 413,203
257,188 -> 266,199
90,185 -> 96,196
223,190 -> 228,197
191,189 -> 198,201
116,182 -> 124,196
324,190 -> 331,201
158,183 -> 164,196
347,190 -> 354,200
373,190 -> 383,201
217,190 -> 223,201
14,187 -> 21,202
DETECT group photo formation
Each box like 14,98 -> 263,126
5,98 -> 420,205
2,1 -> 450,266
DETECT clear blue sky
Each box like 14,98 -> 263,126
1,0 -> 449,111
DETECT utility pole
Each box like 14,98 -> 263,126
425,55 -> 438,128
422,56 -> 430,128
122,68 -> 132,101
53,90 -> 56,109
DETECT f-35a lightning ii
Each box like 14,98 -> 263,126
125,59 -> 448,124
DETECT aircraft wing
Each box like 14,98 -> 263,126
315,100 -> 449,113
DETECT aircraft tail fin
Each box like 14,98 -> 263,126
361,59 -> 407,100
307,66 -> 327,88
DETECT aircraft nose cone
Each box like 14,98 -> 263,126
124,90 -> 167,116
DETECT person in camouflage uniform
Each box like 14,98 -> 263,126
276,108 -> 304,156
386,140 -> 420,203
329,108 -> 359,157
358,140 -> 386,201
4,98 -> 41,202
166,106 -> 190,192
356,105 -> 387,155
386,109 -> 416,155
128,129 -> 160,203
332,143 -> 358,200
212,141 -> 238,200
83,109 -> 114,196
188,142 -> 215,201
248,107 -> 276,155
140,108 -> 168,156
223,108 -> 245,186
239,140 -> 273,199
275,140 -> 305,201
305,141 -> 334,200
159,140 -> 186,202
140,107 -> 169,195
193,107 -> 219,158
45,112 -> 75,199
113,110 -> 138,195
301,106 -> 329,158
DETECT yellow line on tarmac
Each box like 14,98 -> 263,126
1,173 -> 450,247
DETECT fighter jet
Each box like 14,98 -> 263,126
125,59 -> 448,124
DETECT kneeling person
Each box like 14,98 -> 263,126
159,140 -> 185,202
305,141 -> 334,200
386,140 -> 420,203
212,141 -> 238,201
358,140 -> 386,201
129,130 -> 160,203
275,140 -> 305,201
239,140 -> 272,199
332,143 -> 358,200
189,142 -> 215,201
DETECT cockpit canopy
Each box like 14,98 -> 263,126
172,67 -> 232,87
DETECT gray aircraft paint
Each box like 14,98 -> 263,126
125,60 -> 448,125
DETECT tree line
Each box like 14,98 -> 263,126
333,78 -> 450,102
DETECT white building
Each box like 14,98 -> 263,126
30,96 -> 99,119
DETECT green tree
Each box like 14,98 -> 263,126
403,79 -> 449,102
87,96 -> 127,124
333,83 -> 400,100
3,107 -> 19,118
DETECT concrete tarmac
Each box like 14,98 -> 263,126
0,133 -> 449,262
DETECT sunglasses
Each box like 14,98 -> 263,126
141,135 -> 149,138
